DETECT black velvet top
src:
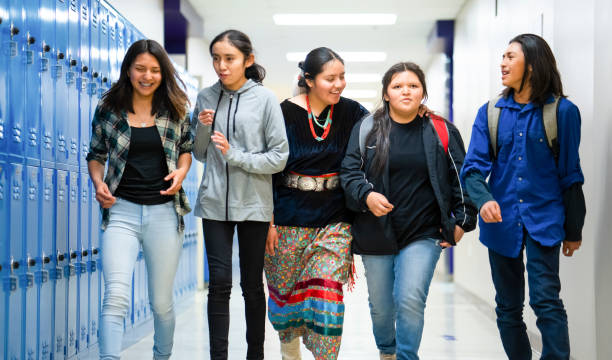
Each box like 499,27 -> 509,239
273,97 -> 369,227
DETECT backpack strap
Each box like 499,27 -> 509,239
487,95 -> 503,159
542,96 -> 560,161
429,114 -> 448,154
358,115 -> 374,157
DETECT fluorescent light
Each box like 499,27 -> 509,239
286,52 -> 387,62
273,13 -> 397,26
342,89 -> 378,99
345,73 -> 382,83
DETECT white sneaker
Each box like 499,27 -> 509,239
380,352 -> 397,360
281,337 -> 302,360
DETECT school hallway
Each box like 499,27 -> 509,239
121,254 -> 510,359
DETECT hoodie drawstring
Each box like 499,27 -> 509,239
211,90 -> 224,132
232,93 -> 241,134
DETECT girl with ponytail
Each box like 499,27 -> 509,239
191,29 -> 289,360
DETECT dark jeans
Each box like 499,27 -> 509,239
203,219 -> 269,360
488,232 -> 570,360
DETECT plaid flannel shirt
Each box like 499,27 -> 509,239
86,103 -> 194,231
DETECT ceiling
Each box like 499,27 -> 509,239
189,0 -> 467,103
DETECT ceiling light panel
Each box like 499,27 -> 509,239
273,13 -> 397,26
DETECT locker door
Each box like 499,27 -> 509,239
78,0 -> 90,172
114,17 -> 124,83
24,165 -> 40,360
7,162 -> 24,360
0,0 -> 9,158
66,0 -> 79,167
88,0 -> 100,103
7,0 -> 26,160
66,170 -> 78,357
0,161 -> 7,359
54,0 -> 69,168
24,0 -> 42,166
107,12 -> 117,87
39,0 -> 56,167
53,169 -> 68,360
38,167 -> 55,360
97,4 -> 109,98
88,179 -> 100,346
76,171 -> 89,352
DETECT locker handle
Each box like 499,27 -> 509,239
58,254 -> 65,261
82,250 -> 88,256
70,252 -> 77,259
11,26 -> 19,36
58,52 -> 65,60
82,66 -> 89,73
0,17 -> 2,25
28,36 -> 36,45
93,248 -> 99,255
28,258 -> 36,267
0,264 -> 2,271
12,261 -> 19,270
102,77 -> 108,83
70,59 -> 77,67
43,44 -> 51,53
93,72 -> 99,78
43,256 -> 50,264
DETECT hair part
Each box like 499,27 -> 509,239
210,29 -> 266,83
101,39 -> 189,121
296,47 -> 344,93
367,62 -> 427,176
502,33 -> 565,105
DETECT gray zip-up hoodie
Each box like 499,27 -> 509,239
191,79 -> 289,221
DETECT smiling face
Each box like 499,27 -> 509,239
211,39 -> 254,91
501,42 -> 529,92
128,52 -> 162,99
384,70 -> 424,121
306,59 -> 346,106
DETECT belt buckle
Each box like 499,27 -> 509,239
325,176 -> 339,190
297,176 -> 317,191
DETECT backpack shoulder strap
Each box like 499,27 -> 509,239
487,95 -> 503,159
542,96 -> 560,161
359,115 -> 374,157
429,114 -> 448,154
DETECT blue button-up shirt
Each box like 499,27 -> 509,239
461,95 -> 584,257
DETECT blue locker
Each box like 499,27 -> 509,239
88,179 -> 101,347
76,171 -> 89,352
39,0 -> 56,167
54,0 -> 69,168
53,169 -> 68,360
66,0 -> 79,168
0,0 -> 9,158
115,17 -> 125,75
107,11 -> 118,86
88,0 -> 100,104
7,162 -> 24,360
24,0 -> 42,166
66,170 -> 78,357
97,4 -> 109,98
7,0 -> 26,160
38,167 -> 55,360
23,165 -> 40,360
78,0 -> 91,172
0,161 -> 7,359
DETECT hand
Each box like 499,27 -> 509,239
198,109 -> 215,126
94,181 -> 116,208
480,200 -> 502,223
161,168 -> 188,195
440,225 -> 465,248
366,192 -> 394,217
562,240 -> 581,257
265,226 -> 279,255
418,104 -> 433,117
211,131 -> 230,155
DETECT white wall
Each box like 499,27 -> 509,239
448,0 -> 612,358
107,0 -> 164,44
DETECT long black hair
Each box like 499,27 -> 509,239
210,29 -> 266,83
101,39 -> 189,121
297,47 -> 344,93
502,33 -> 565,105
367,62 -> 428,176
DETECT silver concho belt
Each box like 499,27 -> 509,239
283,172 -> 340,192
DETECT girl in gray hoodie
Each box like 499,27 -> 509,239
191,29 -> 289,360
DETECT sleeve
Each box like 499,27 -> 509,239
224,93 -> 289,174
460,104 -> 494,182
340,119 -> 374,212
556,100 -> 585,191
191,95 -> 212,162
178,109 -> 194,155
85,105 -> 108,165
563,182 -> 586,242
463,171 -> 495,210
446,123 -> 478,232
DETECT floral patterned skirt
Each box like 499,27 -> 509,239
264,222 -> 353,360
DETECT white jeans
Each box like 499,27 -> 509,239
99,198 -> 183,360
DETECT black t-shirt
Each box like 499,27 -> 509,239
115,126 -> 173,205
388,117 -> 442,248
273,97 -> 369,227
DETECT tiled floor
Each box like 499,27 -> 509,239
121,256 -> 509,359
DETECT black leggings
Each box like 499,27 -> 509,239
202,219 -> 269,360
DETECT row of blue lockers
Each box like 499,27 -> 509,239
0,0 -> 203,359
